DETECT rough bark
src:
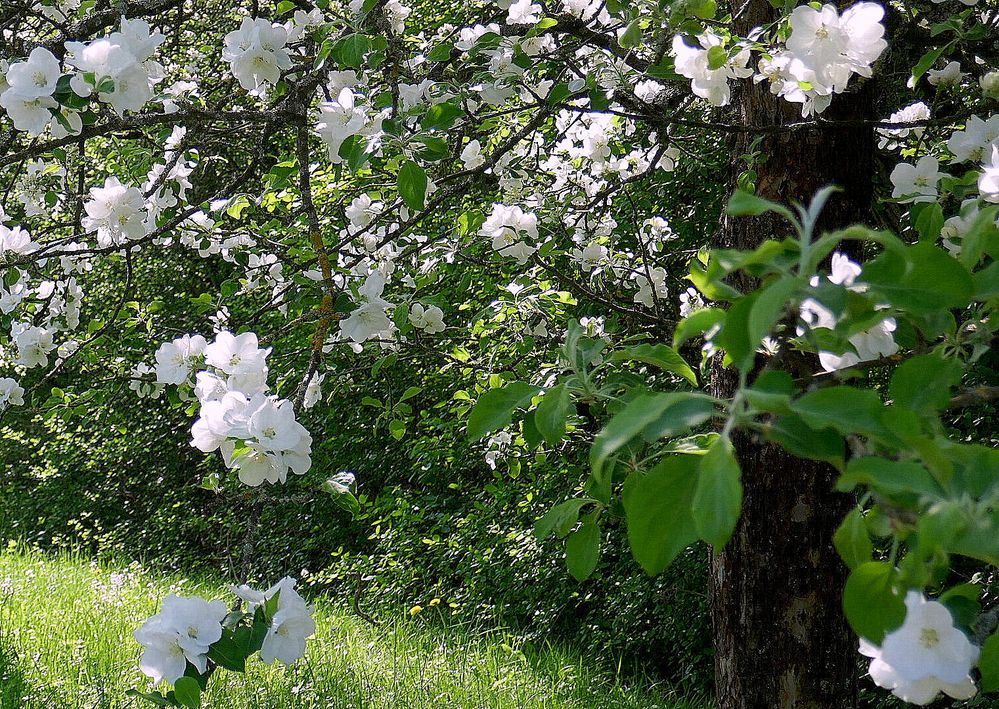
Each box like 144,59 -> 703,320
708,1 -> 876,706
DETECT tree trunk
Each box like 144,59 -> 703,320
709,1 -> 875,707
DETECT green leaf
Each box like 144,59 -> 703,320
248,609 -> 270,652
688,259 -> 742,301
842,562 -> 905,643
909,42 -> 952,87
338,134 -> 371,172
421,101 -> 463,131
522,410 -> 542,448
467,381 -> 540,441
173,677 -> 201,709
331,33 -> 369,68
412,135 -> 449,162
397,160 -> 427,211
623,457 -> 700,575
535,383 -> 570,446
951,514 -> 999,567
712,291 -> 758,370
833,508 -> 873,570
399,386 -> 422,402
565,522 -> 601,581
726,190 -> 796,224
911,201 -> 944,242
766,414 -> 845,469
837,457 -> 944,498
863,243 -> 974,315
706,45 -> 727,70
389,419 -> 406,440
546,81 -> 570,106
692,437 -> 742,549
889,354 -> 962,417
973,261 -> 999,300
427,42 -> 454,61
619,20 -> 642,48
207,630 -> 249,672
939,584 -> 981,630
743,370 -> 794,415
689,0 -> 717,19
590,393 -> 714,475
792,386 -> 885,438
673,307 -> 725,348
527,17 -> 558,34
611,343 -> 697,386
640,393 -> 715,442
590,393 -> 673,475
125,690 -> 171,707
535,498 -> 592,540
748,276 -> 801,348
979,631 -> 999,692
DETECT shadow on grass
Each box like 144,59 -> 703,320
0,633 -> 30,708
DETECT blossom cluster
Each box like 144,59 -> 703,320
222,18 -> 293,96
480,203 -> 539,264
799,253 -> 899,372
673,2 -> 886,115
0,18 -> 163,136
134,577 -> 315,687
152,331 -> 313,487
886,112 -> 999,260
1,217 -> 87,390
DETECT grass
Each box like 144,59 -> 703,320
0,547 -> 706,709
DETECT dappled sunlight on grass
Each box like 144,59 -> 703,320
0,547 -> 706,709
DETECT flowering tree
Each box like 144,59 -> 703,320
1,0 -> 998,707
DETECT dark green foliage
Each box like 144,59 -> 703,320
0,354 -> 712,695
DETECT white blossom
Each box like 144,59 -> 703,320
890,156 -> 944,204
480,203 -> 539,264
671,32 -> 752,107
82,177 -> 150,247
134,594 -> 227,686
799,253 -> 898,372
316,89 -> 367,164
222,18 -> 292,96
460,139 -> 485,170
409,303 -> 446,334
0,378 -> 25,409
154,334 -> 208,385
11,321 -> 55,368
947,115 -> 999,164
859,591 -> 978,706
979,144 -> 999,204
927,61 -> 963,87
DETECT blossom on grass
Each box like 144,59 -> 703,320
134,594 -> 227,685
